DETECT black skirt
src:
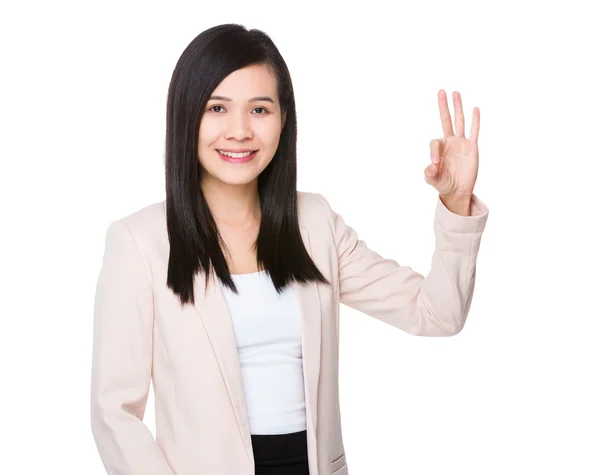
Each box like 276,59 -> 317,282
251,429 -> 310,475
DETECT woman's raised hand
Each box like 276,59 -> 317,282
424,90 -> 480,203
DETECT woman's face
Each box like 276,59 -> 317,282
198,63 -> 286,187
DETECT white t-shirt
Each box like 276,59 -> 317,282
219,270 -> 307,435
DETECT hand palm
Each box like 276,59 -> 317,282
433,135 -> 478,196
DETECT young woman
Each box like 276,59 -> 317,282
91,23 -> 489,475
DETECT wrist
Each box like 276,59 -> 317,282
440,193 -> 472,216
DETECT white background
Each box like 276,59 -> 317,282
2,1 -> 599,474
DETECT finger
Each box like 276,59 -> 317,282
424,162 -> 438,185
429,138 -> 441,164
469,107 -> 480,143
453,91 -> 465,137
438,89 -> 454,138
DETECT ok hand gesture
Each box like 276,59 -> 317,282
424,90 -> 480,204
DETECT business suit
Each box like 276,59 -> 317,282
91,190 -> 489,475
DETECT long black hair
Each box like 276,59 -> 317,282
164,24 -> 331,306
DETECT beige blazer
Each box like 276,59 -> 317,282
91,191 -> 489,475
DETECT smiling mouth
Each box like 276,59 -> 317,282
216,150 -> 258,162
217,149 -> 258,155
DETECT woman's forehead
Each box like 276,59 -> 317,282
211,64 -> 278,99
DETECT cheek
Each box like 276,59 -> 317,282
198,122 -> 217,148
257,121 -> 283,148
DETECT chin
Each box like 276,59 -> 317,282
216,173 -> 260,186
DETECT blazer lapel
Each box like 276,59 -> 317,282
191,226 -> 323,463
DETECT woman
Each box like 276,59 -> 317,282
90,24 -> 489,475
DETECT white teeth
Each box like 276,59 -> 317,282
218,150 -> 254,158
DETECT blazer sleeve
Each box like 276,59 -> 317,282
90,220 -> 175,475
321,193 -> 489,336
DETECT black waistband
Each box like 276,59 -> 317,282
251,429 -> 308,466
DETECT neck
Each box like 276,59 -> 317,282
201,175 -> 261,227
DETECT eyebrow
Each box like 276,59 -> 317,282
208,95 -> 275,103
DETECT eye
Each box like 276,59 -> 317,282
252,107 -> 269,114
208,105 -> 224,113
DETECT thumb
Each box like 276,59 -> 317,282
424,162 -> 438,186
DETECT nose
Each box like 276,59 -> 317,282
225,110 -> 253,141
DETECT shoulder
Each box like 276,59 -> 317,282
297,190 -> 323,208
296,190 -> 336,230
297,189 -> 325,215
105,199 -> 167,252
116,200 -> 165,228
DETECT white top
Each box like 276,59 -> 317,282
219,270 -> 307,435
